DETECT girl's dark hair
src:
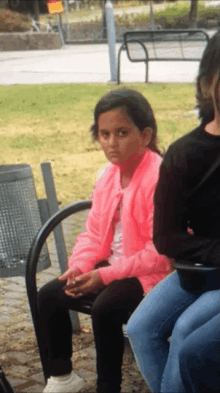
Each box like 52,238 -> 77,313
90,88 -> 162,156
196,30 -> 220,124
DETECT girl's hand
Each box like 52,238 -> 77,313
64,270 -> 104,298
59,267 -> 82,287
187,227 -> 194,235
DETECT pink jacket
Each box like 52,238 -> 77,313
68,149 -> 172,294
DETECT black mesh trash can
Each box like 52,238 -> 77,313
0,164 -> 50,277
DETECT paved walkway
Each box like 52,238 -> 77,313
1,272 -> 59,393
1,258 -> 145,393
0,263 -> 98,393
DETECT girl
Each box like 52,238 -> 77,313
127,31 -> 220,393
38,88 -> 172,393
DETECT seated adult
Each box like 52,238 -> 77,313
127,30 -> 220,393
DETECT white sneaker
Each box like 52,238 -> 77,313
43,371 -> 85,393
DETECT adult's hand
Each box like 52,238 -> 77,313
64,270 -> 105,298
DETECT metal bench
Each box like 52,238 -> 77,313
25,199 -> 220,383
117,29 -> 209,84
25,199 -> 134,382
26,200 -> 92,381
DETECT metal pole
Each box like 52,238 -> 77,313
40,162 -> 80,333
33,0 -> 39,21
106,0 -> 117,82
58,14 -> 65,47
40,162 -> 67,274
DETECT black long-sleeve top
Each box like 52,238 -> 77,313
153,123 -> 220,270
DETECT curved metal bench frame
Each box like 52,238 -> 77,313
117,39 -> 149,84
26,200 -> 92,381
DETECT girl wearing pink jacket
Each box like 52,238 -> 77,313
38,88 -> 172,393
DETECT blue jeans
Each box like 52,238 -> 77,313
161,289 -> 220,393
179,313 -> 220,393
127,271 -> 219,393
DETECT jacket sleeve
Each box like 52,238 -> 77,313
98,185 -> 171,285
153,147 -> 220,267
68,187 -> 102,274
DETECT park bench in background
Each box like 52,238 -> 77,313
117,29 -> 209,84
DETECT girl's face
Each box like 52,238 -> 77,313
97,108 -> 151,165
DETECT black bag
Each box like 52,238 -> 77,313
175,261 -> 220,291
0,368 -> 15,393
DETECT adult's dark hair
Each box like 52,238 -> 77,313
196,30 -> 220,124
90,88 -> 162,156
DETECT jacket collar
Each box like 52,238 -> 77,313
111,149 -> 152,194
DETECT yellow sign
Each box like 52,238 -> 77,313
47,1 -> 64,15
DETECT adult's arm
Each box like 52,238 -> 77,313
153,146 -> 220,267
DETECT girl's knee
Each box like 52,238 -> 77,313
38,285 -> 52,311
38,283 -> 49,304
38,279 -> 61,310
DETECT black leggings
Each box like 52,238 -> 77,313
38,276 -> 144,393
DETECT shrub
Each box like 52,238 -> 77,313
0,8 -> 32,32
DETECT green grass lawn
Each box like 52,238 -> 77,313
0,83 -> 198,205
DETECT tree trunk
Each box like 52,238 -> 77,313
102,0 -> 107,38
149,0 -> 156,30
33,0 -> 39,19
189,0 -> 198,28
